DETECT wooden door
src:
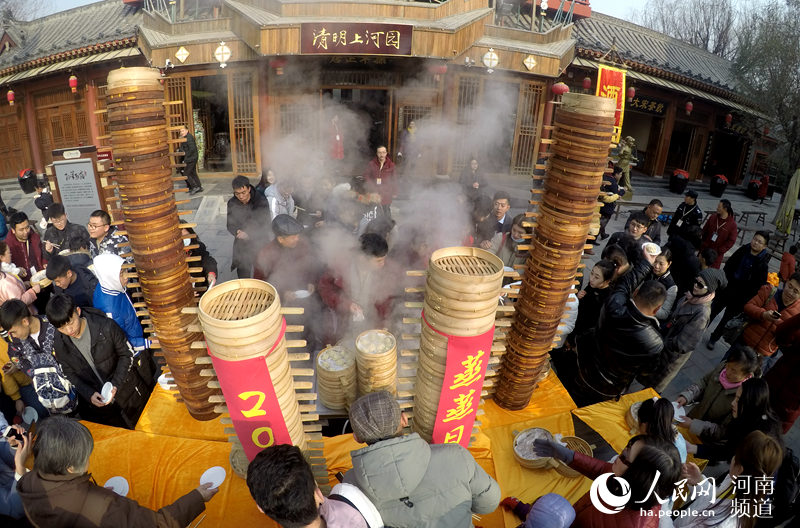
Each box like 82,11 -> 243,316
0,106 -> 32,178
34,88 -> 89,166
229,71 -> 260,177
510,80 -> 545,176
164,76 -> 193,172
451,74 -> 482,174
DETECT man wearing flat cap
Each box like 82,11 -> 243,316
668,189 -> 704,240
343,391 -> 500,528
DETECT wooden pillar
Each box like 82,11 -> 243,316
22,87 -> 43,174
86,81 -> 100,147
652,100 -> 676,178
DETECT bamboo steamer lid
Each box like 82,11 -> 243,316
513,427 -> 557,469
428,246 -> 504,285
107,67 -> 163,90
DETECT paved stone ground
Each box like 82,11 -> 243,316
6,169 -> 798,455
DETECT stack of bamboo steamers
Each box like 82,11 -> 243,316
412,247 -> 504,442
494,93 -> 617,410
106,67 -> 216,419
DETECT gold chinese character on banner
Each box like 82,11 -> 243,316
350,33 -> 364,44
386,30 -> 401,50
601,84 -> 620,100
367,30 -> 384,48
312,28 -> 331,50
443,389 -> 476,423
444,425 -> 465,444
450,350 -> 485,390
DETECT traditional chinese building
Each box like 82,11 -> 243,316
570,13 -> 774,184
0,0 -> 773,185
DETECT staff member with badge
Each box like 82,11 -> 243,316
668,190 -> 703,240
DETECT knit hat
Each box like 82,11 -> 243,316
525,493 -> 576,528
698,268 -> 727,294
349,391 -> 402,445
272,214 -> 303,237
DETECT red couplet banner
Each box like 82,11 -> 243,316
595,65 -> 627,143
208,318 -> 292,461
426,314 -> 495,448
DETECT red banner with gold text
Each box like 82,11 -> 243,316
595,65 -> 626,143
208,318 -> 291,461
426,314 -> 494,448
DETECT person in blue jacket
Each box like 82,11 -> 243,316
92,253 -> 149,355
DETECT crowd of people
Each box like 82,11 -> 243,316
0,151 -> 798,527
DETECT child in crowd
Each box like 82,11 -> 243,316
675,344 -> 758,437
781,245 -> 797,284
0,240 -> 23,278
651,249 -> 677,321
33,179 -> 53,229
637,397 -> 687,463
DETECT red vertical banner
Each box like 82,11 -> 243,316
595,65 -> 627,143
426,314 -> 494,448
208,319 -> 292,461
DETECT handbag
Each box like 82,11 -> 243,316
722,286 -> 777,344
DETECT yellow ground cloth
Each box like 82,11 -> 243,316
571,388 -> 659,453
481,411 -> 591,528
83,421 -> 278,527
135,384 -> 228,442
480,371 -> 577,429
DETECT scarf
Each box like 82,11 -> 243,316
719,367 -> 751,390
684,290 -> 715,305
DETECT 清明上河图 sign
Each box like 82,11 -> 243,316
301,23 -> 412,56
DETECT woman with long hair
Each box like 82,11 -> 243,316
502,434 -> 682,527
677,430 -> 782,528
688,378 -> 782,463
637,398 -> 687,462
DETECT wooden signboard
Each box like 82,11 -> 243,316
49,145 -> 106,224
300,22 -> 413,55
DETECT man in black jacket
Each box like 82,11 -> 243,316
179,125 -> 203,194
46,294 -> 149,429
45,254 -> 97,308
624,199 -> 663,245
574,253 -> 666,406
707,230 -> 772,348
42,203 -> 90,261
667,190 -> 703,240
227,175 -> 271,278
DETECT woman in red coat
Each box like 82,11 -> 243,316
700,200 -> 738,268
765,308 -> 800,432
504,435 -> 681,528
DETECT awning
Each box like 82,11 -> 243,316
0,47 -> 141,87
572,57 -> 771,121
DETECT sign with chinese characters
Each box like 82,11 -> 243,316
595,65 -> 627,143
53,158 -> 103,224
627,95 -> 667,116
425,315 -> 494,448
208,319 -> 292,461
301,23 -> 412,56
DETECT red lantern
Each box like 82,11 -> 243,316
6,90 -> 14,106
685,101 -> 693,116
68,75 -> 78,93
725,113 -> 733,126
626,86 -> 635,102
763,126 -> 770,136
551,82 -> 569,96
582,76 -> 591,91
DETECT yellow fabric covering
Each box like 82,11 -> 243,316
83,421 -> 278,527
79,370 -> 672,527
571,388 -> 659,452
135,384 -> 227,442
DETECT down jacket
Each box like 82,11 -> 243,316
742,284 -> 800,357
344,433 -> 500,528
679,363 -> 739,435
577,259 -> 663,398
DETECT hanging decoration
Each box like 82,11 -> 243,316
6,89 -> 14,106
685,101 -> 693,116
595,64 -> 627,143
69,75 -> 78,93
582,76 -> 592,91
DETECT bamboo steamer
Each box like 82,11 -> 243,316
316,345 -> 357,410
355,329 -> 397,396
106,67 -> 163,88
512,427 -> 556,469
554,437 -> 593,478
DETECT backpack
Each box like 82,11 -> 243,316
31,365 -> 76,413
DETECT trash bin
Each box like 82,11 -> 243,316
670,169 -> 689,194
18,168 -> 36,194
710,174 -> 728,197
